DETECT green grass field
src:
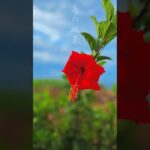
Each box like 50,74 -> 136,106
33,78 -> 117,150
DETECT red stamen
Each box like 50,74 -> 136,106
69,85 -> 79,102
69,73 -> 81,102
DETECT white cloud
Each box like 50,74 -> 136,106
33,32 -> 73,54
34,21 -> 60,42
33,51 -> 67,64
34,5 -> 67,27
33,34 -> 45,47
33,5 -> 67,42
34,51 -> 57,63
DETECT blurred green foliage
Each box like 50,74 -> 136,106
129,0 -> 150,42
33,78 -> 117,150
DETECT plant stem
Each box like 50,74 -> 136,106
93,38 -> 107,60
93,46 -> 103,60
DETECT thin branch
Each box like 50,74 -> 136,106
93,38 -> 107,60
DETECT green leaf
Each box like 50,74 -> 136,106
98,21 -> 110,39
98,21 -> 116,45
97,56 -> 112,61
82,0 -> 116,50
104,22 -> 116,43
91,16 -> 99,36
97,61 -> 106,66
81,32 -> 97,51
91,14 -> 116,42
112,14 -> 117,25
102,0 -> 114,21
103,31 -> 116,46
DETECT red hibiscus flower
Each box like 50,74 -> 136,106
62,51 -> 105,102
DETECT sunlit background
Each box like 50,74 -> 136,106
33,0 -> 117,87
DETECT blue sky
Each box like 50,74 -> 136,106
33,0 -> 117,87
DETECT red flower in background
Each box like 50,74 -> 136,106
63,51 -> 105,102
118,12 -> 150,124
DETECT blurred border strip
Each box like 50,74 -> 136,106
0,0 -> 33,150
